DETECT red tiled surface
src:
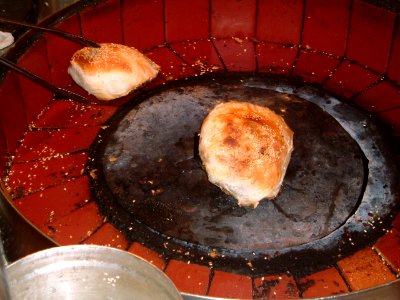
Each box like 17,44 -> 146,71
45,14 -> 82,88
256,43 -> 298,75
122,0 -> 164,50
165,260 -> 210,295
79,0 -> 122,44
388,20 -> 400,84
40,201 -> 104,245
211,0 -> 256,39
14,126 -> 101,162
353,80 -> 400,112
83,222 -> 129,249
32,100 -> 117,128
208,270 -> 252,298
374,229 -> 400,274
346,0 -> 396,73
0,72 -> 27,155
6,152 -> 87,197
256,0 -> 303,44
212,38 -> 256,72
14,176 -> 90,226
254,274 -> 299,299
169,40 -> 224,74
17,38 -> 53,123
302,0 -> 350,56
378,108 -> 400,134
0,128 -> 6,177
293,50 -> 340,83
128,242 -> 166,270
165,0 -> 209,42
299,267 -> 349,298
337,248 -> 396,291
145,46 -> 197,81
324,61 -> 381,99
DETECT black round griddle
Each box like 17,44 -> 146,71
90,74 -> 399,276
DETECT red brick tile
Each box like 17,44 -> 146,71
212,38 -> 256,72
346,0 -> 396,73
302,0 -> 350,56
256,43 -> 298,75
14,126 -> 101,162
165,260 -> 210,295
256,0 -> 303,44
6,152 -> 88,197
324,61 -> 381,99
83,222 -> 129,250
17,38 -> 53,123
46,14 -> 82,88
337,247 -> 396,291
40,201 -> 104,245
79,0 -> 122,44
0,128 -> 7,177
145,46 -> 197,81
211,0 -> 256,39
299,267 -> 349,298
208,270 -> 252,299
14,176 -> 91,226
169,40 -> 224,74
0,72 -> 27,155
32,100 -> 117,128
378,108 -> 400,134
388,20 -> 400,84
353,81 -> 400,112
165,0 -> 209,42
254,274 -> 299,299
128,242 -> 166,270
374,228 -> 400,274
293,50 -> 340,83
122,0 -> 164,50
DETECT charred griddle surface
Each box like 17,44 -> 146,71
91,75 -> 398,275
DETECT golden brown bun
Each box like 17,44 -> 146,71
68,43 -> 160,101
199,101 -> 293,208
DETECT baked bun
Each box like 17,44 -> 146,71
199,101 -> 293,208
68,43 -> 160,101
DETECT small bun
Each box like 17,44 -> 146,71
199,101 -> 293,208
68,43 -> 160,100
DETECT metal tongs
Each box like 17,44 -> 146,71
0,17 -> 101,103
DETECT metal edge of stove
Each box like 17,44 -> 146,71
181,278 -> 400,300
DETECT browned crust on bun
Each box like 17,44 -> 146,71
199,101 -> 293,207
68,43 -> 160,101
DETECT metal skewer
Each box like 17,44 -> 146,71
0,56 -> 88,103
0,17 -> 100,48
